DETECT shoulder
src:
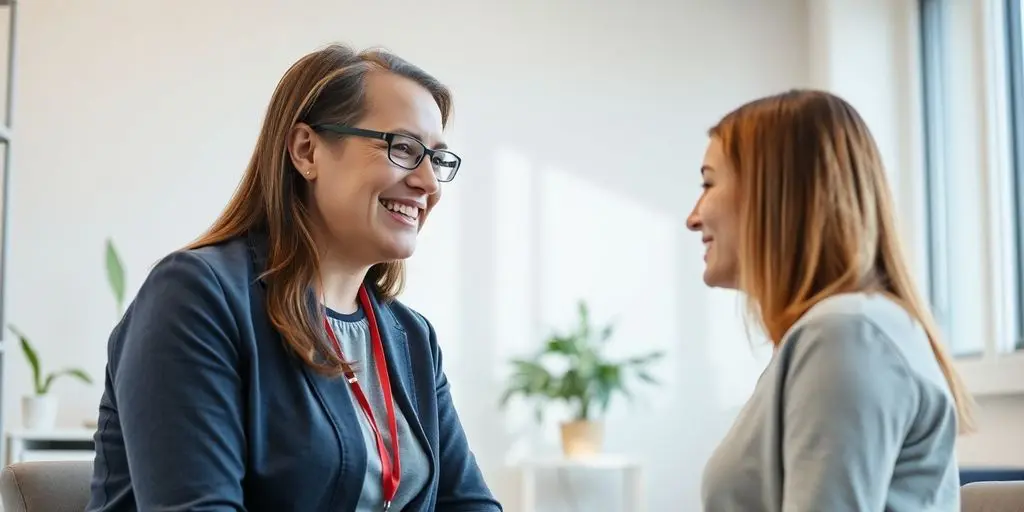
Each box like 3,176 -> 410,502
179,236 -> 256,289
137,236 -> 254,302
380,297 -> 435,339
776,294 -> 923,407
376,297 -> 446,374
109,238 -> 252,375
781,293 -> 942,381
125,236 -> 255,336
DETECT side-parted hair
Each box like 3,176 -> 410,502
187,43 -> 453,377
709,89 -> 975,433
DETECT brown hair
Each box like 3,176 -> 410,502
709,89 -> 975,433
186,44 -> 454,377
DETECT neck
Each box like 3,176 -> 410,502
318,258 -> 371,315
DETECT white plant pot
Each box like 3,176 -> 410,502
22,394 -> 58,431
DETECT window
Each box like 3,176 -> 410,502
1005,0 -> 1024,351
920,0 -> 957,353
919,0 -> 1024,394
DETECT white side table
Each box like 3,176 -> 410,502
5,428 -> 96,465
511,455 -> 645,512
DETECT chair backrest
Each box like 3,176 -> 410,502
0,460 -> 93,512
962,481 -> 1024,512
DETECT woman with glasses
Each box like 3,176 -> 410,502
87,44 -> 500,512
689,90 -> 973,511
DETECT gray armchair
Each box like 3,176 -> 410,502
962,481 -> 1024,512
0,460 -> 92,512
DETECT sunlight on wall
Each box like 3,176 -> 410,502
401,183 -> 464,370
530,166 -> 680,511
537,167 -> 677,410
493,148 -> 539,360
492,149 -> 543,460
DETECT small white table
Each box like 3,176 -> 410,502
511,455 -> 645,512
5,428 -> 96,465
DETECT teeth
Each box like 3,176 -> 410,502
380,200 -> 419,220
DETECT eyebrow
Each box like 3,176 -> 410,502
394,128 -> 449,151
700,165 -> 714,175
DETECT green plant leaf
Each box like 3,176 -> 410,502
577,300 -> 590,339
9,325 -> 43,394
41,368 -> 93,394
40,368 -> 93,395
635,370 -> 660,385
106,238 -> 126,314
545,335 -> 579,355
625,351 -> 665,366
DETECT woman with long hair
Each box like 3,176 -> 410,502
689,89 -> 973,511
87,44 -> 501,512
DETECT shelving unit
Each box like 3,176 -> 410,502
0,0 -> 19,466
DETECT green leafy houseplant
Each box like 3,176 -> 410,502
8,325 -> 92,396
6,237 -> 121,429
499,300 -> 664,456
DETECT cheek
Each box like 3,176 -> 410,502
701,197 -> 722,228
427,188 -> 442,210
704,190 -> 738,230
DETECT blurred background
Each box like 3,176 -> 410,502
0,0 -> 1021,510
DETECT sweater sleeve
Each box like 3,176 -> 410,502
779,315 -> 918,512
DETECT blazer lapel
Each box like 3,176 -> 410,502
363,289 -> 437,508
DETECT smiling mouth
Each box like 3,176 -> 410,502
379,199 -> 420,222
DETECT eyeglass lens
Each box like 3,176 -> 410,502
388,134 -> 460,181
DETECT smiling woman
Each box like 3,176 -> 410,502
85,44 -> 500,512
689,89 -> 973,512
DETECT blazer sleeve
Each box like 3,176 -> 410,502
424,319 -> 503,512
111,251 -> 246,511
779,315 -> 918,511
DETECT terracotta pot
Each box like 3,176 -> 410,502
559,420 -> 604,458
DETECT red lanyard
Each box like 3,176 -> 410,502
322,286 -> 401,511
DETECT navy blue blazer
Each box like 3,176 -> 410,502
87,232 -> 501,512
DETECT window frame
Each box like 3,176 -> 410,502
918,0 -> 1024,395
1005,0 -> 1024,351
920,0 -> 955,350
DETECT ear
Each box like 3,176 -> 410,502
287,123 -> 318,180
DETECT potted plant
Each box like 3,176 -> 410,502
5,238 -> 123,431
7,325 -> 92,430
499,300 -> 664,458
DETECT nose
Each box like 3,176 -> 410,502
686,202 -> 703,232
406,156 -> 440,195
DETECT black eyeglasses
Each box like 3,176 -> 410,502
311,124 -> 462,183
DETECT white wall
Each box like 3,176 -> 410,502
2,1 -> 809,510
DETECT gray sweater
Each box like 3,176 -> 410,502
701,292 -> 961,511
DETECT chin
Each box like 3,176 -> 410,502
702,268 -> 738,290
378,239 -> 417,261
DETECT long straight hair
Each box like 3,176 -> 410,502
709,89 -> 975,433
186,44 -> 453,377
